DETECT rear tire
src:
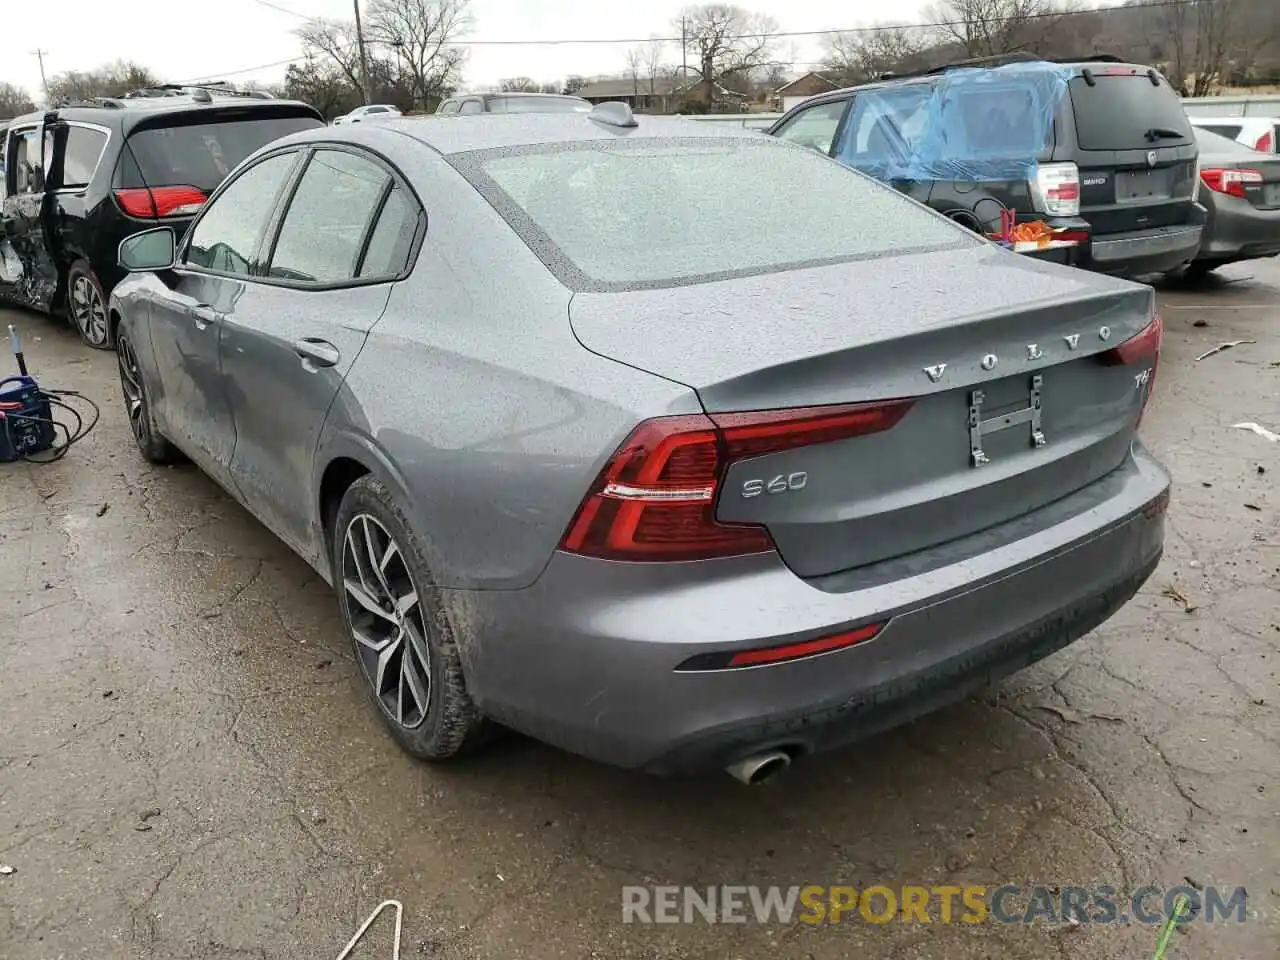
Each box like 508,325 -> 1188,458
116,332 -> 181,464
333,474 -> 491,761
67,261 -> 111,350
1180,261 -> 1220,283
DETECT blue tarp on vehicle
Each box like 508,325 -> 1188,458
833,62 -> 1075,183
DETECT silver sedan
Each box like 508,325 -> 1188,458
107,106 -> 1170,782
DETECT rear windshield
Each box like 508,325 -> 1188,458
1193,126 -> 1268,157
1197,123 -> 1243,141
490,96 -> 591,114
458,138 -> 972,290
125,114 -> 322,191
1069,75 -> 1193,151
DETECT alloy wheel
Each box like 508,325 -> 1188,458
116,335 -> 146,444
72,276 -> 108,345
342,514 -> 431,729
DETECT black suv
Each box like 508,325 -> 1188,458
767,54 -> 1206,279
0,87 -> 323,348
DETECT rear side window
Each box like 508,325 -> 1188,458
1069,75 -> 1192,151
126,114 -> 322,192
61,126 -> 108,188
359,184 -> 419,278
491,96 -> 591,115
464,138 -> 971,290
268,149 -> 391,283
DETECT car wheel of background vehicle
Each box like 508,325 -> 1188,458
116,332 -> 181,464
333,474 -> 492,761
1181,261 -> 1220,283
67,261 -> 111,350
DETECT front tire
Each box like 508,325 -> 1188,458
333,475 -> 490,760
116,332 -> 181,464
67,261 -> 111,350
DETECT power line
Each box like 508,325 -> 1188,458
186,0 -> 1197,84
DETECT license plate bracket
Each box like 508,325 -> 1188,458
1116,168 -> 1174,202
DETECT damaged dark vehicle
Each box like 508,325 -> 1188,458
0,87 -> 322,349
768,53 -> 1206,280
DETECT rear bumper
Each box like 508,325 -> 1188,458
1086,215 -> 1205,277
1196,194 -> 1280,263
451,444 -> 1170,773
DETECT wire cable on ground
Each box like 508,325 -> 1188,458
0,388 -> 100,464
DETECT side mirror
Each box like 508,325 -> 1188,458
118,227 -> 177,272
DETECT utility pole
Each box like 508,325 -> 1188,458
681,17 -> 687,82
352,0 -> 371,105
31,49 -> 50,105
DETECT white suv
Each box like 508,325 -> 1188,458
332,104 -> 403,126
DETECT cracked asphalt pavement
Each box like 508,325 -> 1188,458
2,261 -> 1279,960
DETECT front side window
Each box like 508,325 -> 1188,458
268,149 -> 391,283
773,99 -> 848,155
185,151 -> 299,276
461,137 -> 972,290
459,100 -> 484,115
60,126 -> 109,189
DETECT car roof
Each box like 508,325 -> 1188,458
6,95 -> 319,133
311,112 -> 767,155
794,56 -> 1161,105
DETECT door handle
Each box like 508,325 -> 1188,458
293,337 -> 341,368
190,305 -> 218,330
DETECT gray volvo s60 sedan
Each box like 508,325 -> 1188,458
107,103 -> 1170,783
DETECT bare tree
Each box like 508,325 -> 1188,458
822,25 -> 930,84
1160,0 -> 1268,95
297,19 -> 369,97
0,81 -> 37,116
926,0 -> 1076,58
538,81 -> 562,94
367,0 -> 471,109
46,60 -> 160,102
625,48 -> 644,97
675,4 -> 779,106
283,59 -> 359,120
500,76 -> 539,92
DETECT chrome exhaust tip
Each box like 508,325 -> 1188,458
725,750 -> 792,785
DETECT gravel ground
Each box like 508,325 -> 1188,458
1,261 -> 1278,960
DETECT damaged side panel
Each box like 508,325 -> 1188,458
0,119 -> 60,312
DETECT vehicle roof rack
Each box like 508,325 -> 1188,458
121,83 -> 274,101
588,101 -> 638,129
54,96 -> 125,109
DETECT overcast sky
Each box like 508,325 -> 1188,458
6,0 -> 928,99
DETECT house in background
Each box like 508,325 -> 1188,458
577,76 -> 751,114
576,77 -> 686,113
774,72 -> 840,112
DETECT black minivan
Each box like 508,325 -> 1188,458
0,88 -> 323,348
768,54 -> 1206,279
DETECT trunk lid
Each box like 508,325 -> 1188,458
570,245 -> 1157,578
1068,74 -> 1198,236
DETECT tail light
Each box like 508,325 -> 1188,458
1255,130 -> 1273,153
559,400 -> 915,562
1199,168 -> 1262,200
114,185 -> 207,219
1100,313 -> 1162,423
1030,162 -> 1080,217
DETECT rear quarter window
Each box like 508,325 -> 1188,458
1069,75 -> 1192,151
